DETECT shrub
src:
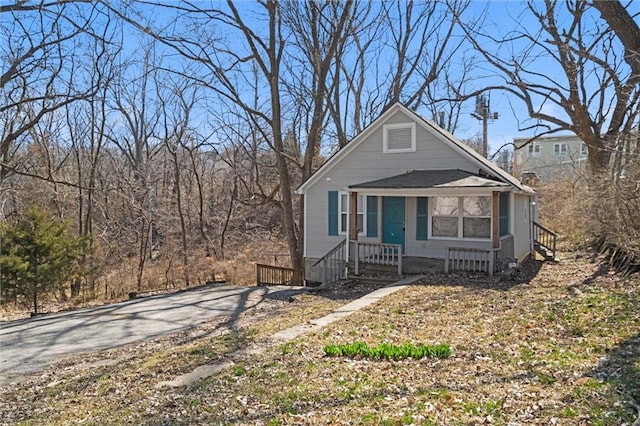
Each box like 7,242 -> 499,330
0,206 -> 90,314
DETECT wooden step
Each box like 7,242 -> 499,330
347,274 -> 398,285
534,246 -> 555,261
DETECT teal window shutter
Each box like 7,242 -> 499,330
328,191 -> 339,236
366,196 -> 378,237
499,192 -> 510,236
416,197 -> 429,240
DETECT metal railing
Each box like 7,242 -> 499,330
532,221 -> 558,261
352,241 -> 403,277
256,263 -> 304,286
445,247 -> 500,276
313,238 -> 347,285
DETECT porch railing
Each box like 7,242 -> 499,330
312,238 -> 347,285
532,221 -> 557,261
256,263 -> 304,286
445,247 -> 500,276
352,241 -> 403,277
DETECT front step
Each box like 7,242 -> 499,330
534,243 -> 555,261
533,221 -> 558,261
347,274 -> 398,285
346,260 -> 397,275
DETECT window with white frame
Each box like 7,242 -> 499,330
581,143 -> 588,155
462,197 -> 492,238
432,196 -> 491,239
527,143 -> 541,157
383,123 -> 416,153
431,196 -> 459,237
339,192 -> 365,234
554,143 -> 568,156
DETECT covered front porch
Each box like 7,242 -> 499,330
312,169 -> 521,285
345,169 -> 514,261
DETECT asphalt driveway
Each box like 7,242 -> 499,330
0,284 -> 302,385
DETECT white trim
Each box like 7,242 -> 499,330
338,191 -> 366,236
297,103 -> 534,195
553,143 -> 568,156
349,187 -> 508,197
297,105 -> 403,194
528,143 -> 541,157
303,192 -> 308,257
383,122 -> 416,153
429,195 -> 492,240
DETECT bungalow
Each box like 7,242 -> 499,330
297,103 -> 553,284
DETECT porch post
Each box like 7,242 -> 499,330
350,192 -> 358,241
492,191 -> 500,249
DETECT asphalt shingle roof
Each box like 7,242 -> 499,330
349,169 -> 510,189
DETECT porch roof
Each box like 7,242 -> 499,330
349,169 -> 510,190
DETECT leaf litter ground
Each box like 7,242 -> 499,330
1,253 -> 639,425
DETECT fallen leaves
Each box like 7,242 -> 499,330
1,254 -> 639,425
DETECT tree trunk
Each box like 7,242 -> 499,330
32,288 -> 38,315
264,1 -> 302,271
592,1 -> 640,78
172,150 -> 190,287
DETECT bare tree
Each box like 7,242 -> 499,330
322,0 -> 474,145
105,0 -> 306,270
0,1 -> 112,187
155,75 -> 202,286
105,44 -> 164,291
101,0 -> 481,271
592,1 -> 640,78
281,0 -> 358,181
591,0 -> 640,176
453,0 -> 640,174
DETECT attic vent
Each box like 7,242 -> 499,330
383,123 -> 416,153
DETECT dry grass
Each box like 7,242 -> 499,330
0,239 -> 289,321
536,179 -> 591,250
1,255 -> 639,425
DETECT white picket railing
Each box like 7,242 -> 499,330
352,241 -> 403,277
444,247 -> 499,276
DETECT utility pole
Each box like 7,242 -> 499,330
471,93 -> 499,158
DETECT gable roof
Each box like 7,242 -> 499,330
349,169 -> 510,190
297,103 -> 534,194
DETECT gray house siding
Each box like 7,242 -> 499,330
513,193 -> 534,262
513,134 -> 587,181
304,109 -> 479,260
403,196 -> 494,258
300,104 -> 536,281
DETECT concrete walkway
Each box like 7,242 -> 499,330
157,275 -> 424,388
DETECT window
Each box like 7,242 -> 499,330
339,192 -> 365,235
527,143 -> 541,157
554,143 -> 568,156
432,196 -> 491,239
581,143 -> 588,155
462,197 -> 491,238
432,197 -> 458,237
383,123 -> 416,153
329,192 -> 377,237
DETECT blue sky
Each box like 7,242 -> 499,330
12,0 -> 633,157
454,0 -> 640,155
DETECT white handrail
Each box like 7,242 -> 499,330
352,241 -> 403,277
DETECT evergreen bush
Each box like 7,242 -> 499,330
0,206 -> 89,314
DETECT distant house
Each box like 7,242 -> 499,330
297,104 -> 552,285
512,134 -> 588,182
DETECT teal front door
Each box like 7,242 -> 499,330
382,196 -> 405,252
